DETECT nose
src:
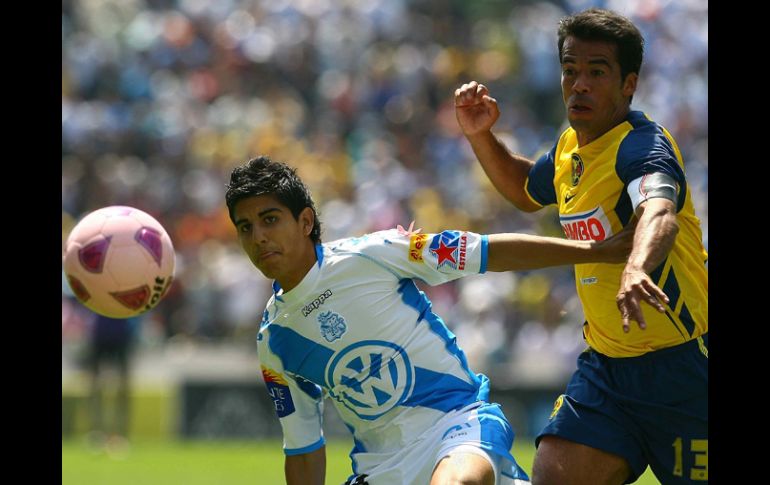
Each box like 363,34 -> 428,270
249,225 -> 269,245
572,71 -> 590,94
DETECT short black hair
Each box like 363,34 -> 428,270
225,156 -> 322,243
558,8 -> 644,84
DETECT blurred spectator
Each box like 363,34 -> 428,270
62,0 -> 707,386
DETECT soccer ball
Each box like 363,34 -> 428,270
63,206 -> 176,318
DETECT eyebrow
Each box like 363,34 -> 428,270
234,207 -> 282,227
562,56 -> 612,68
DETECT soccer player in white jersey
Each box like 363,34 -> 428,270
225,156 -> 631,485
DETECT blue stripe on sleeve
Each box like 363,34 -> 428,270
480,235 -> 488,274
284,437 -> 326,456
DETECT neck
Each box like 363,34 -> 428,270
576,106 -> 631,147
277,242 -> 318,293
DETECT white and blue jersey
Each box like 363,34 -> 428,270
257,229 -> 529,484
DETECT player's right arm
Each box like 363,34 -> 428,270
487,227 -> 633,271
454,81 -> 542,212
258,329 -> 326,483
286,446 -> 326,485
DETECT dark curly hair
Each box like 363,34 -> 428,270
225,156 -> 322,243
558,8 -> 644,98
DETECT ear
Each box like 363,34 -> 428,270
299,207 -> 315,237
622,72 -> 638,98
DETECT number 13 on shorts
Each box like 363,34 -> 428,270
673,437 -> 708,481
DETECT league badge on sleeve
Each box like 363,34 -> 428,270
262,367 -> 296,418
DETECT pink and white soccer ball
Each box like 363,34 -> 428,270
63,206 -> 176,318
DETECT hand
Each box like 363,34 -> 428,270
454,81 -> 500,137
594,224 -> 635,263
616,266 -> 669,333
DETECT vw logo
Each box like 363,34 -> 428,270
326,340 -> 414,420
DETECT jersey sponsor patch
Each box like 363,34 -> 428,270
409,234 -> 429,262
262,366 -> 296,418
318,310 -> 347,342
429,231 -> 468,270
326,340 -> 414,420
560,206 -> 612,241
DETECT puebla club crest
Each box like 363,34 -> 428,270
571,153 -> 584,186
318,310 -> 347,342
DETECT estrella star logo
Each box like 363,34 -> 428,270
432,240 -> 458,267
429,231 -> 468,270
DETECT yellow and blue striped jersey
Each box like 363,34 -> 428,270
526,111 -> 707,357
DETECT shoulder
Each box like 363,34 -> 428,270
617,111 -> 677,164
326,229 -> 405,254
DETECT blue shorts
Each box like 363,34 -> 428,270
536,333 -> 708,484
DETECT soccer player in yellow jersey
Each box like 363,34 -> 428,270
455,8 -> 707,485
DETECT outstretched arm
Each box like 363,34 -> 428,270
486,229 -> 632,272
286,446 -> 326,485
616,198 -> 677,332
455,81 -> 541,212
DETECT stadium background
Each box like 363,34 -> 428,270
61,0 -> 707,481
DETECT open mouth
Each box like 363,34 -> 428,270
570,104 -> 591,112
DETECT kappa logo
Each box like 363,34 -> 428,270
429,231 -> 468,270
318,310 -> 347,342
326,340 -> 414,420
303,289 -> 333,317
560,206 -> 612,241
571,153 -> 584,186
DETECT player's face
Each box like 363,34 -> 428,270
233,194 -> 316,292
561,36 -> 638,145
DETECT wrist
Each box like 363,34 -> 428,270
465,130 -> 494,144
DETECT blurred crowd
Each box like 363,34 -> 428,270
62,0 -> 707,386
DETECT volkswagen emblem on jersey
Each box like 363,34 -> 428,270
326,340 -> 414,420
571,153 -> 584,186
318,310 -> 347,342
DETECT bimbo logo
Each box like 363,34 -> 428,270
560,206 -> 612,241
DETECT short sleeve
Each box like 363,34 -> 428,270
525,144 -> 557,207
258,334 -> 325,455
615,121 -> 687,211
330,229 -> 488,286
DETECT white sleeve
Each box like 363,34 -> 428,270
333,229 -> 488,286
258,338 -> 325,456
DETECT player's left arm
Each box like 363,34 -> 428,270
616,191 -> 678,333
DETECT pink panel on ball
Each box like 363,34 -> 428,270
67,275 -> 91,303
111,285 -> 150,310
135,227 -> 163,266
79,236 -> 111,273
